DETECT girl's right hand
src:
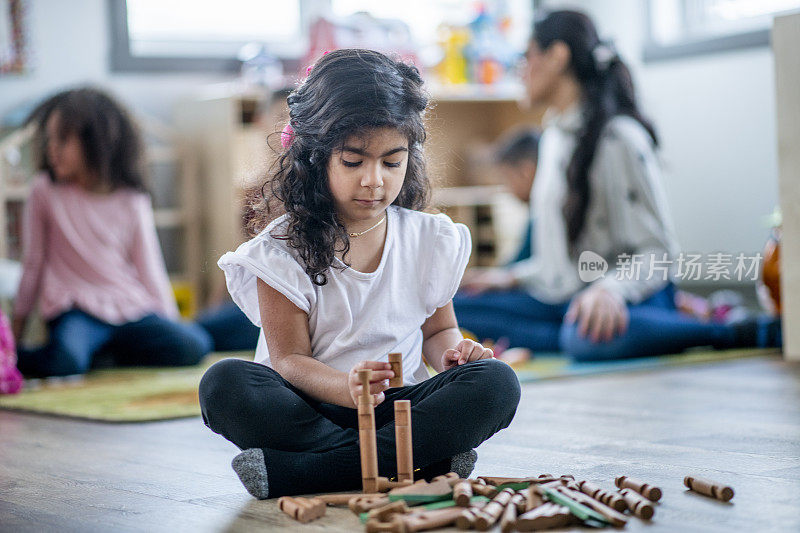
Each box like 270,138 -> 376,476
348,360 -> 394,408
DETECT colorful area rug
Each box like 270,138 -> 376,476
0,348 -> 779,423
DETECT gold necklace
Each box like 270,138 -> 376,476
348,215 -> 386,238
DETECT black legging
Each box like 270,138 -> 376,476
199,357 -> 521,497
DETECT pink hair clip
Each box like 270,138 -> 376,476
306,50 -> 331,75
280,122 -> 294,149
283,51 -> 331,149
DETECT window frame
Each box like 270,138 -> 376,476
643,0 -> 773,63
108,0 -> 305,73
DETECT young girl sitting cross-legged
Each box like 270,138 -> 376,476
199,49 -> 521,499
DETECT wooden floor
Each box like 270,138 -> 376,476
1,356 -> 799,532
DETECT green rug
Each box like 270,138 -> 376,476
0,348 -> 779,423
0,353 -> 252,423
510,347 -> 780,382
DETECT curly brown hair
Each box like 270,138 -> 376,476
253,49 -> 431,286
27,87 -> 148,193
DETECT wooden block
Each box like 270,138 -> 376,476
514,491 -> 528,512
577,480 -> 627,513
277,496 -> 326,523
555,486 -> 628,528
394,400 -> 414,483
619,488 -> 655,520
525,485 -> 545,511
316,492 -> 382,506
377,477 -> 413,492
401,506 -> 465,532
388,353 -> 403,387
473,488 -> 515,531
350,495 -> 391,514
471,481 -> 499,498
367,500 -> 411,522
388,478 -> 453,504
365,514 -> 405,533
455,508 -> 478,530
432,472 -> 461,484
358,369 -> 373,403
478,476 -> 545,486
538,480 -> 566,490
358,369 -> 379,493
684,476 -> 735,502
615,475 -> 663,502
516,503 -> 575,531
500,493 -> 525,533
454,480 -> 473,507
389,478 -> 453,495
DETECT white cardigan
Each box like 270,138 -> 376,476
510,105 -> 680,304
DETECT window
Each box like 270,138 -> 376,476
644,0 -> 800,61
109,0 -> 534,73
109,0 -> 307,72
330,0 -> 533,51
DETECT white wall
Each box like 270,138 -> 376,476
0,0 -> 232,123
540,0 -> 779,259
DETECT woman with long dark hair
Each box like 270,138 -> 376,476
455,10 -> 780,360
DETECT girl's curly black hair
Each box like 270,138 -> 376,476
254,49 -> 431,286
27,87 -> 148,194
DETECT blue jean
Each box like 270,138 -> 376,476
196,302 -> 259,352
453,283 -> 740,361
17,308 -> 213,377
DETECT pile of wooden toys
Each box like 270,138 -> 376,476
276,358 -> 735,530
277,472 -> 735,531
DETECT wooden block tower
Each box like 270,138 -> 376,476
357,369 -> 379,493
394,400 -> 413,482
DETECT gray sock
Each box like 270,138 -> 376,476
450,449 -> 478,478
231,448 -> 269,499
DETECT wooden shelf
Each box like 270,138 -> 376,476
432,185 -> 505,207
427,82 -> 526,103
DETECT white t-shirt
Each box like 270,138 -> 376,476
218,205 -> 471,385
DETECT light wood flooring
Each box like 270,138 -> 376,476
1,355 -> 799,532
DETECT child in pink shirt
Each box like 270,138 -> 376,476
13,87 -> 211,377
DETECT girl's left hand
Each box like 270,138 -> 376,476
564,285 -> 629,343
442,339 -> 494,370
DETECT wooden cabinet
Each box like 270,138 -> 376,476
174,87 -> 276,305
425,85 -> 542,266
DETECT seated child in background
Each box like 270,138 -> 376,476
461,128 -> 540,288
199,49 -> 521,499
458,129 -> 540,362
13,88 -> 212,377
